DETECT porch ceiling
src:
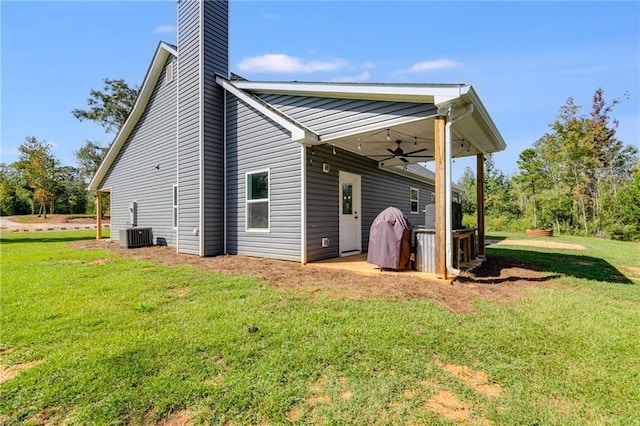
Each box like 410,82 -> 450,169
324,116 -> 482,168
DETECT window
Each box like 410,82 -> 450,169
172,185 -> 178,229
342,182 -> 353,214
246,170 -> 270,231
410,188 -> 419,214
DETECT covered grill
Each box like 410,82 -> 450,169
367,207 -> 413,270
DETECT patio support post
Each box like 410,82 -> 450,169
96,191 -> 103,240
434,116 -> 447,279
476,154 -> 485,257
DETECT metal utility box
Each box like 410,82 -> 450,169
414,228 -> 436,273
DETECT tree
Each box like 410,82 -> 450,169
14,137 -> 59,217
75,141 -> 108,183
483,154 -> 520,220
513,148 -> 548,229
72,78 -> 139,133
457,167 -> 477,215
617,166 -> 640,240
531,88 -> 638,237
0,163 -> 32,216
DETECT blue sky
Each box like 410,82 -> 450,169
2,1 -> 639,181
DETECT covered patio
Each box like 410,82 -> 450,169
231,82 -> 506,279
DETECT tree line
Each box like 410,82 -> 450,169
0,79 -> 137,218
459,88 -> 640,241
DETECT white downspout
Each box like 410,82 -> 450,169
445,104 -> 474,276
223,89 -> 227,254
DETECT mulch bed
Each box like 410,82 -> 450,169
73,240 -> 556,313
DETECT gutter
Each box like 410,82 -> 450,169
445,104 -> 474,276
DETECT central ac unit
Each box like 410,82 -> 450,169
119,228 -> 153,248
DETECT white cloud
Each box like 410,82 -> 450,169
330,71 -> 371,83
154,24 -> 176,34
263,13 -> 278,19
237,54 -> 347,73
405,59 -> 459,73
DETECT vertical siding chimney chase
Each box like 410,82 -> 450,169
177,0 -> 228,256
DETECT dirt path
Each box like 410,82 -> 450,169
490,239 -> 586,250
74,240 -> 557,313
0,215 -> 109,232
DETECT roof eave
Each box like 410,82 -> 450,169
216,77 -> 320,144
460,86 -> 507,152
232,81 -> 467,105
88,42 -> 176,191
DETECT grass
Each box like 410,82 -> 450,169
1,231 -> 639,425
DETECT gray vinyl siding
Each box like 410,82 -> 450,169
177,0 -> 201,254
100,56 -> 177,246
226,94 -> 302,261
306,145 -> 434,262
201,0 -> 228,256
259,95 -> 437,140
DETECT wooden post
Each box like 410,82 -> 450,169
434,116 -> 447,279
96,191 -> 103,240
476,154 -> 485,257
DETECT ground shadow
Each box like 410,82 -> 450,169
455,256 -> 561,285
485,246 -> 634,285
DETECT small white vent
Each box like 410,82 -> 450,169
165,62 -> 174,84
321,237 -> 330,248
322,163 -> 331,173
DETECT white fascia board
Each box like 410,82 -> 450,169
216,77 -> 319,144
460,86 -> 506,152
233,81 -> 467,104
88,43 -> 175,190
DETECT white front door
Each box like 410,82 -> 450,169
339,171 -> 362,256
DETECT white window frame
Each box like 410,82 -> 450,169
172,184 -> 178,229
410,187 -> 419,214
245,169 -> 270,232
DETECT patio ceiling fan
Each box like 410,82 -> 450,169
369,139 -> 433,163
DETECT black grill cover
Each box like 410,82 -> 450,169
367,207 -> 413,270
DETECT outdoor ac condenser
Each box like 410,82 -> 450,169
119,228 -> 153,248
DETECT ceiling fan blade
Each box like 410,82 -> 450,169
399,157 -> 409,163
402,148 -> 429,156
386,148 -> 397,156
367,154 -> 395,160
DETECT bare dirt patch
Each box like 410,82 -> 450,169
152,410 -> 195,426
0,348 -> 15,356
26,406 -> 64,426
0,359 -> 44,384
286,406 -> 302,422
72,241 -> 556,313
423,389 -> 493,425
9,214 -> 109,225
434,358 -> 502,398
492,239 -> 586,250
169,287 -> 190,298
423,390 -> 472,421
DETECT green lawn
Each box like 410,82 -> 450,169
1,231 -> 639,425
